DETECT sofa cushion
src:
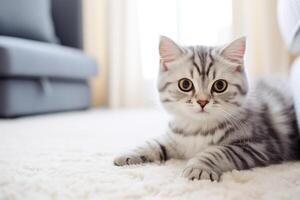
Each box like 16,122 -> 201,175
0,0 -> 58,43
0,36 -> 98,79
0,78 -> 91,117
52,0 -> 83,48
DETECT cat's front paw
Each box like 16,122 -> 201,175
183,166 -> 220,181
113,154 -> 148,166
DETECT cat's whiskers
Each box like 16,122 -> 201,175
218,107 -> 249,136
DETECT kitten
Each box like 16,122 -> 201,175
114,36 -> 300,181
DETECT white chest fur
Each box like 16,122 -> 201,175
170,129 -> 225,159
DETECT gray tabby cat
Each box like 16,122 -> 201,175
114,36 -> 300,181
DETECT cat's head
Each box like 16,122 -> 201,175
157,36 -> 248,124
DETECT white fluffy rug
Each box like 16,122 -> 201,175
1,109 -> 300,200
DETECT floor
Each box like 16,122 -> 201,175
1,109 -> 300,200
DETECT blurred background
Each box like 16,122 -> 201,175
87,0 -> 294,109
0,0 -> 297,117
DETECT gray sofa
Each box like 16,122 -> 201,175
0,0 -> 98,117
277,0 -> 300,124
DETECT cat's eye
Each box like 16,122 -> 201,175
212,79 -> 228,93
178,78 -> 194,92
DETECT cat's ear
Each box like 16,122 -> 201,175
220,37 -> 246,64
159,36 -> 184,70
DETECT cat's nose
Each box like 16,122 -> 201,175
197,99 -> 209,108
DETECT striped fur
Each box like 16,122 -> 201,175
114,36 -> 300,181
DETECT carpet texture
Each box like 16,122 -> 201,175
1,109 -> 300,200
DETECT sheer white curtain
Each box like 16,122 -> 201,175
106,0 -> 290,108
108,0 -> 145,108
232,0 -> 293,78
107,0 -> 232,108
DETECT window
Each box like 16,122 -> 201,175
137,0 -> 233,80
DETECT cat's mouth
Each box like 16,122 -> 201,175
197,109 -> 208,114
